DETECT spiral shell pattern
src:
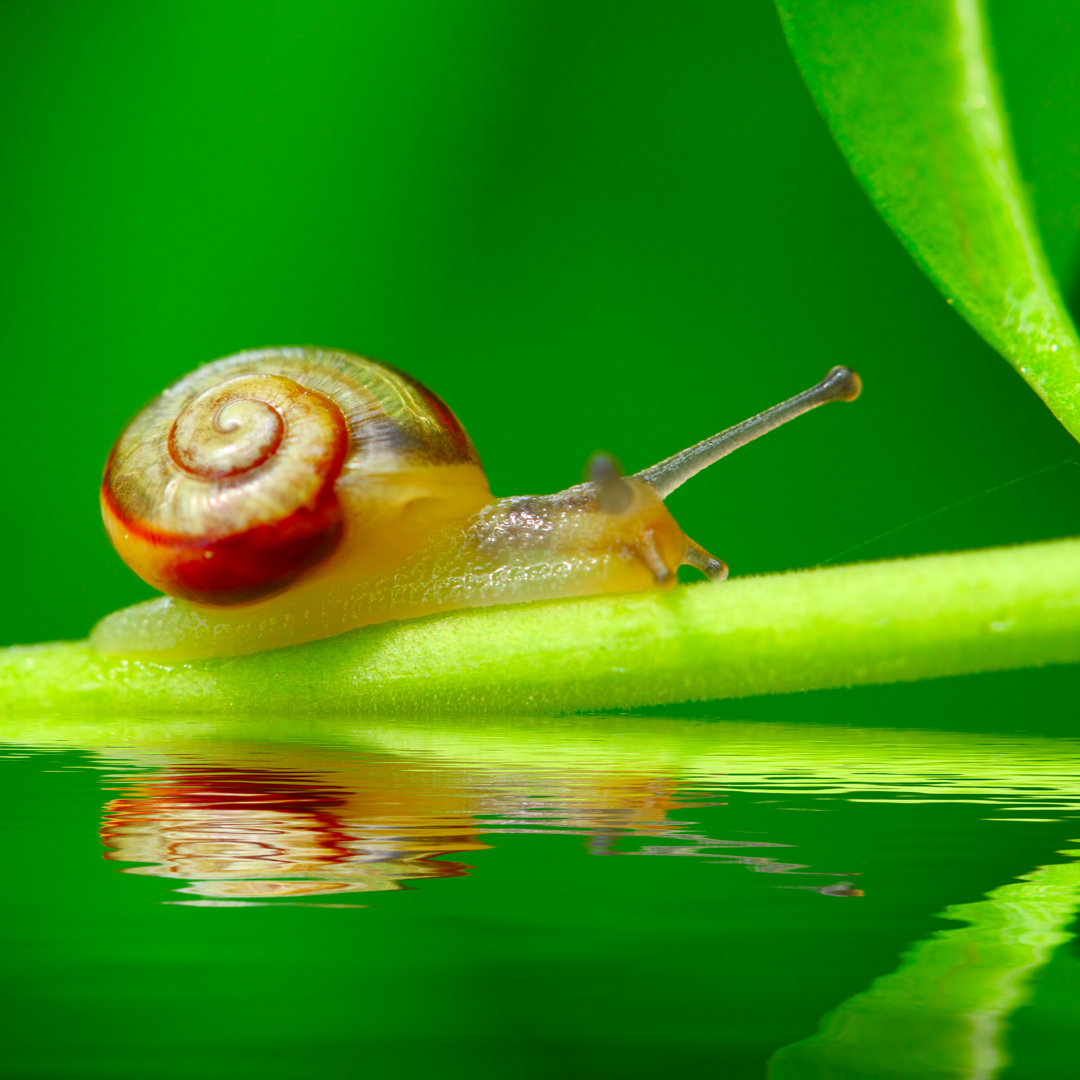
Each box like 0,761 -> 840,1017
102,347 -> 482,605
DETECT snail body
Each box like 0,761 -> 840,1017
93,347 -> 860,660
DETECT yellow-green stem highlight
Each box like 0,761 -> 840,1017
2,536 -> 1080,714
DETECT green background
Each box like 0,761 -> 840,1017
3,0 -> 1080,648
6,8 -> 1080,1075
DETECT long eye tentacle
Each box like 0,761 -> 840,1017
634,366 -> 861,498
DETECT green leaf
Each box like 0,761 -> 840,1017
776,0 -> 1080,439
4,537 -> 1080,715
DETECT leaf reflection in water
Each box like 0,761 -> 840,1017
769,855 -> 1080,1080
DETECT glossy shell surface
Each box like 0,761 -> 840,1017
102,347 -> 484,605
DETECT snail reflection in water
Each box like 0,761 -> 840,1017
94,747 -> 850,904
94,348 -> 860,659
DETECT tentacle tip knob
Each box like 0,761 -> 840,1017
822,366 -> 862,403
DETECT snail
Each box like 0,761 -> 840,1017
93,347 -> 861,660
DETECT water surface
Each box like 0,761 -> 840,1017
3,684 -> 1080,1078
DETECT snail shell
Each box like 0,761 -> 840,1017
102,347 -> 491,605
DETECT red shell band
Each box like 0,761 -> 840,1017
102,481 -> 347,606
162,495 -> 345,604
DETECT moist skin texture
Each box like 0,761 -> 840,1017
91,479 -> 692,661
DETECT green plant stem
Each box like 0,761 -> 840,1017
776,0 -> 1080,439
3,537 -> 1080,715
